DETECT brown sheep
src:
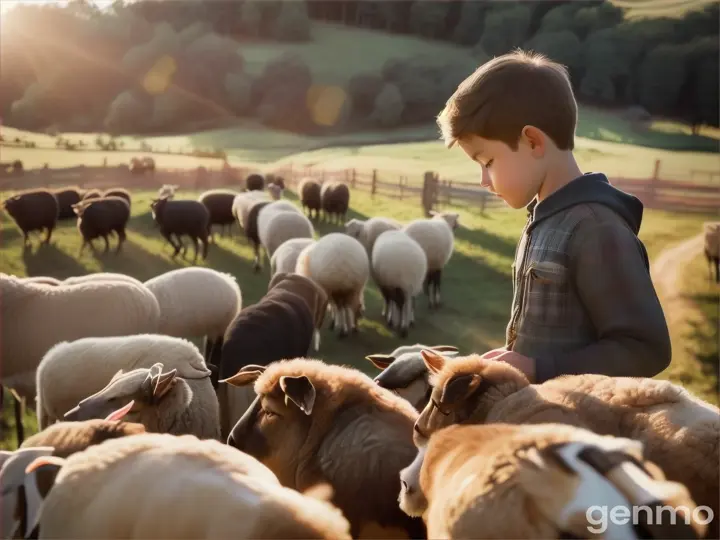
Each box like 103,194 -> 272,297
298,178 -> 322,220
413,349 -> 720,537
52,187 -> 82,220
81,189 -> 102,200
401,423 -> 707,539
320,181 -> 350,224
223,358 -> 426,539
103,188 -> 132,209
73,196 -> 131,255
2,189 -> 59,246
246,173 -> 265,191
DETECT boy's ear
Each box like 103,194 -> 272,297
521,126 -> 545,156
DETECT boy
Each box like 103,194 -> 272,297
437,50 -> 671,383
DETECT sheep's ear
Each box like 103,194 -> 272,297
366,354 -> 395,370
220,364 -> 266,387
441,374 -> 480,406
104,400 -> 135,421
280,375 -> 315,416
421,349 -> 446,374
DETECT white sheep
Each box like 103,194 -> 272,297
0,274 -> 160,404
399,423 -> 708,539
143,267 -> 242,366
63,272 -> 144,287
296,233 -> 369,337
371,230 -> 427,336
232,190 -> 270,233
270,238 -> 316,278
64,361 -> 220,440
258,208 -> 314,272
344,216 -> 402,255
30,433 -> 352,539
35,334 -> 214,430
267,182 -> 283,200
703,221 -> 719,283
402,210 -> 459,309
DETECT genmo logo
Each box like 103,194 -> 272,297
585,504 -> 714,534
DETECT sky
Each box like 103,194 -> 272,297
0,0 -> 116,14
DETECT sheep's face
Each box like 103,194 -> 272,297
398,446 -> 428,518
224,366 -> 315,489
63,363 -> 178,423
430,210 -> 460,230
368,345 -> 459,412
2,195 -> 22,216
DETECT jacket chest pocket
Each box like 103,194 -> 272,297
520,261 -> 571,328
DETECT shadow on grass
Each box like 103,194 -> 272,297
22,242 -> 90,278
455,225 -> 517,259
93,236 -> 179,281
683,290 -> 720,386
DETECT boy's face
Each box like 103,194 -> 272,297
457,129 -> 547,210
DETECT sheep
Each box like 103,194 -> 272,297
252,200 -> 305,271
371,230 -> 427,336
157,183 -> 178,199
400,423 -> 708,539
367,344 -> 459,411
223,358 -> 426,539
258,204 -> 314,273
21,418 -> 147,457
296,232 -> 369,337
413,349 -> 720,536
232,190 -> 270,234
267,174 -> 285,190
703,221 -> 719,283
150,196 -> 211,262
35,333 -> 214,430
217,273 -> 327,438
1,274 -> 160,429
22,276 -> 62,286
81,189 -> 101,200
267,182 -> 283,200
298,177 -> 322,220
63,272 -> 143,287
52,187 -> 82,220
270,237 -> 315,278
64,361 -> 221,440
72,196 -> 131,255
344,216 -> 402,255
320,181 -> 350,224
27,433 -> 352,539
143,267 -> 241,367
102,187 -> 132,208
199,188 -> 241,240
402,210 -> 459,309
246,172 -> 265,191
2,189 -> 59,246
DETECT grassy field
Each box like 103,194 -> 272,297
1,183 -> 716,448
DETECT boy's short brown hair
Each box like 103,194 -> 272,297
437,49 -> 577,151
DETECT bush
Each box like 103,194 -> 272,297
525,30 -> 582,72
104,90 -> 152,134
370,83 -> 404,129
273,1 -> 311,42
347,73 -> 385,118
251,52 -> 312,106
478,4 -> 532,57
225,72 -> 254,116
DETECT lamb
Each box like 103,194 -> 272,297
344,216 -> 402,255
223,359 -> 426,539
64,362 -> 221,440
217,273 -> 327,438
296,232 -> 369,337
298,177 -> 322,220
703,221 -> 719,283
320,181 -> 350,224
367,344 -> 459,411
371,230 -> 427,336
199,188 -> 240,240
144,267 -> 242,367
2,189 -> 59,246
270,238 -> 315,278
72,196 -> 131,255
52,187 -> 82,220
258,202 -> 314,272
35,333 -> 213,430
402,210 -> 459,309
246,172 -> 265,191
103,187 -> 132,208
413,349 -> 720,535
150,196 -> 211,262
400,423 -> 708,539
27,433 -> 352,539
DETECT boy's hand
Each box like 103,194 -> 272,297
487,350 -> 536,382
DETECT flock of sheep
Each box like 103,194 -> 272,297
1,172 -> 718,539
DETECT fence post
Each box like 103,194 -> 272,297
371,169 -> 377,197
421,171 -> 437,217
447,180 -> 452,207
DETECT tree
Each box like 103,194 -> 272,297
104,90 -> 151,134
225,72 -> 254,116
273,1 -> 311,41
637,44 -> 686,113
478,5 -> 531,57
573,2 -> 624,39
347,73 -> 385,118
370,83 -> 404,128
451,1 -> 486,46
525,30 -> 582,73
239,1 -> 262,37
539,3 -> 583,33
409,1 -> 450,39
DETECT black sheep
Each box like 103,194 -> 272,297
246,173 -> 265,191
103,188 -> 132,209
243,199 -> 270,272
298,178 -> 322,220
150,197 -> 210,262
2,189 -> 59,246
267,174 -> 285,190
199,189 -> 238,240
53,188 -> 82,220
82,189 -> 101,201
321,181 -> 350,224
73,196 -> 130,255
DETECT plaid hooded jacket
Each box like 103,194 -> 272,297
506,173 -> 671,383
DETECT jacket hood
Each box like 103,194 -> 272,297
527,173 -> 644,234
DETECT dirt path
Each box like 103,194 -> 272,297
650,233 -> 705,328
